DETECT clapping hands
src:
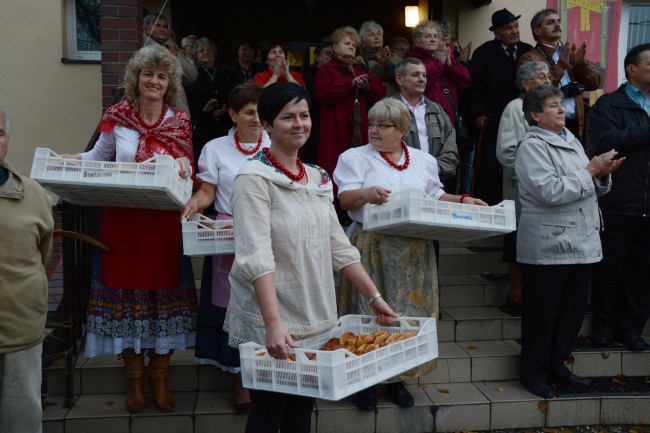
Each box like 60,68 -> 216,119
586,149 -> 625,179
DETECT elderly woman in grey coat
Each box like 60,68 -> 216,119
515,85 -> 623,399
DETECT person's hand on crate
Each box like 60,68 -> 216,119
265,320 -> 299,360
369,296 -> 398,326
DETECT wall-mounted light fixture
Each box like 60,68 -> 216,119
405,6 -> 419,28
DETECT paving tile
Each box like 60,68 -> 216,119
438,311 -> 455,342
422,383 -> 490,432
600,396 -> 650,424
571,350 -> 622,377
439,252 -> 470,276
194,390 -> 236,414
444,307 -> 502,320
81,354 -> 125,394
461,340 -> 520,381
457,318 -> 503,341
43,421 -> 65,433
377,405 -> 433,433
440,282 -> 484,307
65,393 -> 130,419
42,396 -> 71,422
65,417 -> 130,433
622,351 -> 650,376
547,397 -> 601,426
419,343 -> 471,384
503,317 -> 521,340
467,253 -> 508,275
131,415 -> 193,433
483,283 -> 510,307
316,397 -> 374,433
167,364 -> 198,392
195,413 -> 248,433
474,380 -> 546,429
197,365 -> 234,391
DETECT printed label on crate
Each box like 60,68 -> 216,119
82,170 -> 113,178
451,212 -> 473,221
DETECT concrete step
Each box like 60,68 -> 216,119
47,336 -> 649,397
43,380 -> 650,433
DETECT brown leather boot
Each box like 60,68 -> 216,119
121,349 -> 146,413
148,350 -> 175,412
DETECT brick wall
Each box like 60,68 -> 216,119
100,0 -> 142,110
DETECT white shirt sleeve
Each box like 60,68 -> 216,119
333,148 -> 367,195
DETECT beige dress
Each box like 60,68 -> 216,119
224,155 -> 361,348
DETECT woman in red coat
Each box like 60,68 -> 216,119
405,20 -> 470,127
316,26 -> 386,178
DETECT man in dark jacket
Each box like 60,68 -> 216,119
588,43 -> 650,351
464,8 -> 533,205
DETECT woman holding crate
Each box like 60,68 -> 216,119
180,82 -> 270,413
224,82 -> 397,433
63,44 -> 197,414
333,98 -> 486,411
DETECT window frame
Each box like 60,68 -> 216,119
619,0 -> 650,85
65,0 -> 101,62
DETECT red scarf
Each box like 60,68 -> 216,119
99,101 -> 194,163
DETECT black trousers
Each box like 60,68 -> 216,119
520,263 -> 592,385
591,214 -> 650,335
473,136 -> 503,206
245,390 -> 315,433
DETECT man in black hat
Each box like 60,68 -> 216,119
464,8 -> 533,205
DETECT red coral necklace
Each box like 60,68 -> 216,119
234,130 -> 263,155
379,141 -> 410,171
137,104 -> 166,129
262,148 -> 306,182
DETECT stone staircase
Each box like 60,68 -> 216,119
42,236 -> 650,433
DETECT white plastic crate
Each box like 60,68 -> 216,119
239,314 -> 438,400
30,148 -> 192,210
363,188 -> 516,242
181,213 -> 234,256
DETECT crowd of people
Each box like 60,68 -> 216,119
2,7 -> 649,433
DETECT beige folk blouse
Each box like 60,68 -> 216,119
224,155 -> 361,347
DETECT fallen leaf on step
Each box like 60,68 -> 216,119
544,428 -> 557,433
601,350 -> 610,359
565,355 -> 575,365
560,428 -> 573,433
495,387 -> 504,392
437,388 -> 450,393
105,401 -> 115,406
466,345 -> 477,350
537,401 -> 549,411
612,378 -> 625,385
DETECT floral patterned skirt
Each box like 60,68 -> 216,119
338,223 -> 439,377
85,253 -> 197,357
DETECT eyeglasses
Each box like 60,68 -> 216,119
368,123 -> 396,130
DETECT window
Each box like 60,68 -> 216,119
66,0 -> 101,62
619,1 -> 650,84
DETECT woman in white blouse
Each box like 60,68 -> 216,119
224,83 -> 397,433
181,83 -> 270,413
333,98 -> 486,411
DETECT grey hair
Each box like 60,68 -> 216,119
143,12 -> 166,32
412,20 -> 439,44
395,57 -> 423,77
368,98 -> 413,133
193,37 -> 217,57
433,20 -> 451,33
522,84 -> 563,126
0,110 -> 9,138
530,9 -> 558,31
516,61 -> 548,90
359,20 -> 383,42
